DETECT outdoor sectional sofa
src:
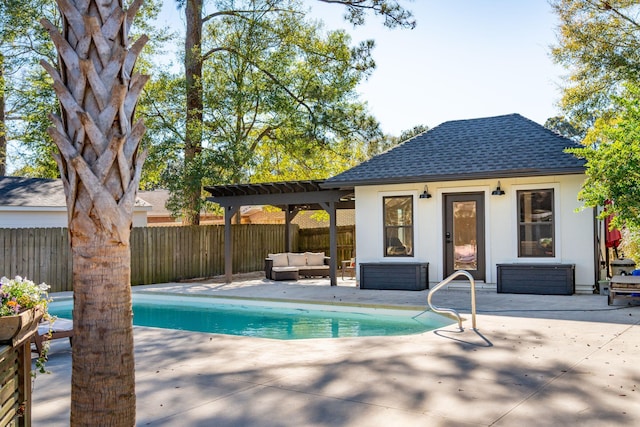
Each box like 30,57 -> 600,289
265,252 -> 330,281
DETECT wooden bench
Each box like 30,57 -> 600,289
32,318 -> 73,356
608,275 -> 640,305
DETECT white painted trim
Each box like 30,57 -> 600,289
377,189 -> 419,262
510,182 -> 561,263
0,206 -> 67,212
437,185 -> 493,283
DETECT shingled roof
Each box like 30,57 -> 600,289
0,176 -> 151,208
323,114 -> 585,187
0,177 -> 67,207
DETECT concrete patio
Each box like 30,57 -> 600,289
32,275 -> 640,426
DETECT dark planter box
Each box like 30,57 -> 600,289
497,263 -> 575,295
360,263 -> 429,291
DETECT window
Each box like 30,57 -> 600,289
518,189 -> 554,257
383,196 -> 413,257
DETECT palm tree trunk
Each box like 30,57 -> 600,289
71,238 -> 135,424
41,0 -> 147,424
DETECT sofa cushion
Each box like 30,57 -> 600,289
299,265 -> 329,271
272,266 -> 299,272
288,253 -> 307,267
305,252 -> 325,266
269,253 -> 288,267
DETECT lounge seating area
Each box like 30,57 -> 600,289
265,252 -> 330,281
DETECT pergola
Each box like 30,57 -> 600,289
204,180 -> 354,286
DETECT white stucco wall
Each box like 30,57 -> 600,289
354,174 -> 595,291
0,207 -> 149,228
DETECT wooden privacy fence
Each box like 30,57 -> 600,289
298,226 -> 356,263
0,228 -> 72,292
0,225 -> 353,293
129,224 -> 294,285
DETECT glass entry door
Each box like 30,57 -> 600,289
443,193 -> 485,281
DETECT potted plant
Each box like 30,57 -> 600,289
0,276 -> 50,348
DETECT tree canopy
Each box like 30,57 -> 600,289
1,0 -> 167,177
552,0 -> 640,244
156,0 -> 413,222
0,0 -> 58,176
551,0 -> 640,127
316,0 -> 415,29
567,84 -> 640,229
544,116 -> 585,142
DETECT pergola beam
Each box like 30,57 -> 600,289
209,189 -> 352,208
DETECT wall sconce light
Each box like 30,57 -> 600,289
419,185 -> 432,199
491,181 -> 505,196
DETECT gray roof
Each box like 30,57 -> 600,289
137,189 -> 172,216
324,114 -> 585,187
0,176 -> 151,208
0,177 -> 66,207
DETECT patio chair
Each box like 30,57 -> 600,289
33,318 -> 73,356
341,258 -> 356,279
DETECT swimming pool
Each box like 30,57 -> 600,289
47,293 -> 454,339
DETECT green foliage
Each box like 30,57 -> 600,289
198,0 -> 381,184
551,0 -> 640,126
1,0 -> 166,178
567,84 -> 640,230
619,228 -> 640,266
0,0 -> 58,176
170,0 -> 414,222
7,67 -> 59,176
137,71 -> 186,189
152,0 -> 388,218
318,0 -> 416,29
544,116 -> 585,142
399,124 -> 428,142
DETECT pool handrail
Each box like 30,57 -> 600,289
427,270 -> 477,331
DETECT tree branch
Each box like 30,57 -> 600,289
316,0 -> 416,29
146,98 -> 185,144
201,46 -> 315,119
596,0 -> 640,31
202,8 -> 302,24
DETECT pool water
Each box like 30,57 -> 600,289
47,294 -> 453,340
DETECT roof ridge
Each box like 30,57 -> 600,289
432,113 -> 523,127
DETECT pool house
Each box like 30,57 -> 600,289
207,114 -> 598,295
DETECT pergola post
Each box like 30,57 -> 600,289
284,205 -> 297,252
224,205 -> 239,283
320,201 -> 338,286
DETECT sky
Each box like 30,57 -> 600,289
156,1 -> 565,136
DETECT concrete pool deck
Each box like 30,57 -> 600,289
33,275 -> 640,426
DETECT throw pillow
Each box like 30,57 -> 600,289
270,253 -> 288,267
288,253 -> 307,266
305,252 -> 325,266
